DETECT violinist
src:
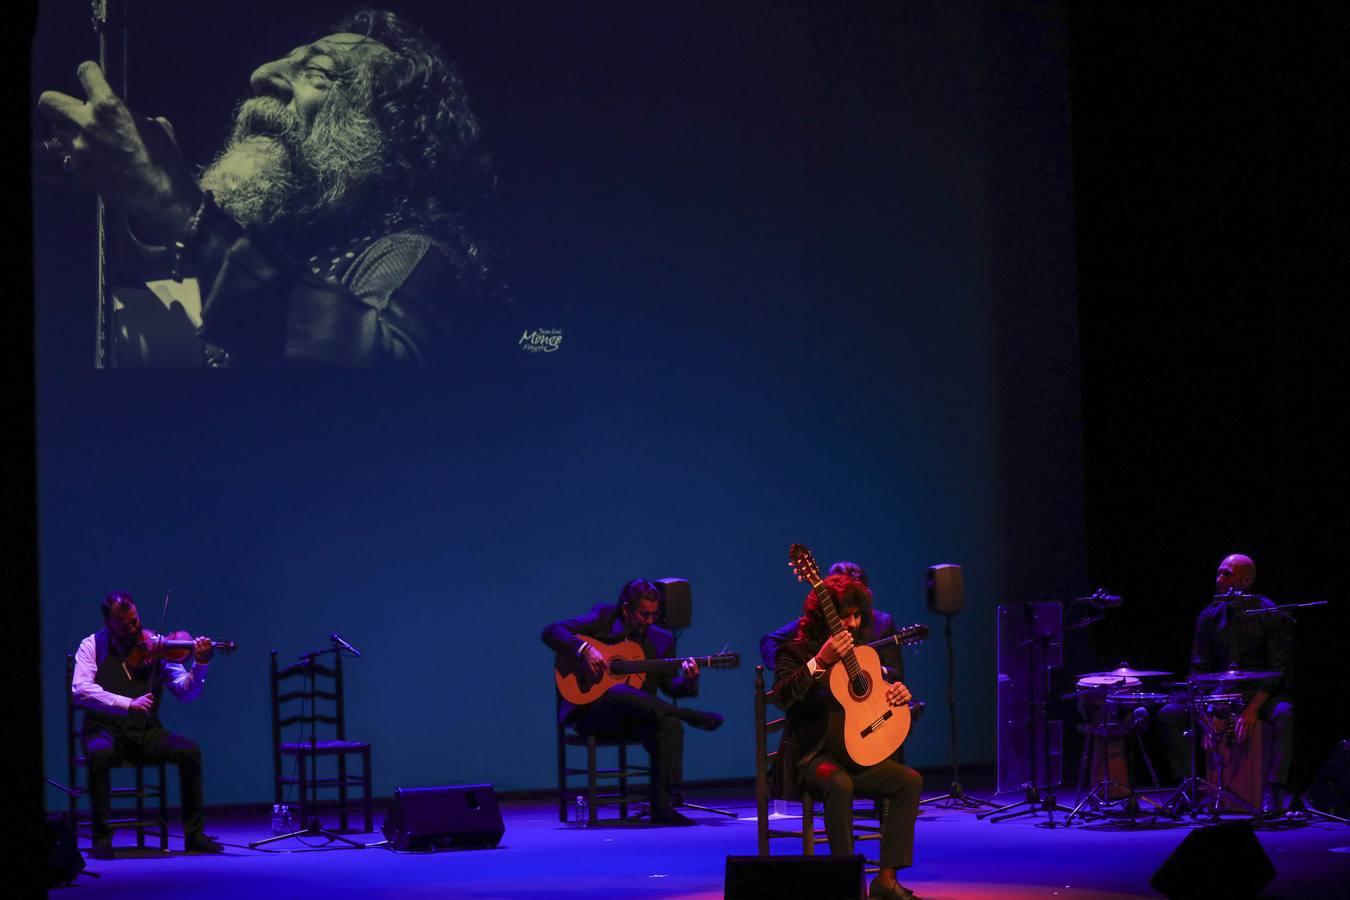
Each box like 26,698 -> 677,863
71,591 -> 224,857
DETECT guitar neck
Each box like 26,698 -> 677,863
864,626 -> 927,651
810,577 -> 865,680
610,655 -> 718,675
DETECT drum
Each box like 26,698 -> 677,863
1105,691 -> 1168,707
1081,688 -> 1163,800
1075,676 -> 1140,727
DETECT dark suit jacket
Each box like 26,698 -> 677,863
542,603 -> 698,722
759,608 -> 905,681
769,638 -> 833,801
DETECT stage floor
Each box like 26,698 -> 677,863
51,787 -> 1350,898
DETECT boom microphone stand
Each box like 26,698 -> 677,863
979,601 -> 1078,825
1243,598 -> 1341,824
249,646 -> 365,850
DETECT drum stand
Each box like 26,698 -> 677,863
1154,695 -> 1255,821
1065,702 -> 1162,824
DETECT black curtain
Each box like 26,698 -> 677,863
1070,4 -> 1348,792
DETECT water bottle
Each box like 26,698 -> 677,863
271,804 -> 292,834
573,794 -> 587,827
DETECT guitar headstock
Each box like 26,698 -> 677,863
708,652 -> 741,670
894,624 -> 929,646
788,544 -> 821,585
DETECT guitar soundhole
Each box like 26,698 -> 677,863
849,672 -> 870,699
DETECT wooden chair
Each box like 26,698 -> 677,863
270,649 -> 372,832
555,691 -> 652,825
754,665 -> 882,868
64,654 -> 168,851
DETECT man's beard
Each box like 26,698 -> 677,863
199,93 -> 388,239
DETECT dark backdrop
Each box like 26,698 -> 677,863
1070,4 -> 1347,791
33,1 -> 1083,808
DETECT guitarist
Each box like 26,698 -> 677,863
542,579 -> 725,826
773,574 -> 923,900
760,561 -> 906,681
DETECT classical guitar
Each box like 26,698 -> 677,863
555,641 -> 741,706
788,543 -> 912,766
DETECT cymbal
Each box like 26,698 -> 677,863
1080,665 -> 1172,679
1189,669 -> 1280,683
1077,674 -> 1140,688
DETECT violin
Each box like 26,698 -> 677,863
124,630 -> 239,669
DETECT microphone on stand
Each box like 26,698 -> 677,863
1087,589 -> 1122,609
330,633 -> 362,657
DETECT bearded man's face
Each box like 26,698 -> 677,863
199,33 -> 390,237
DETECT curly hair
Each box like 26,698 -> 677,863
328,9 -> 499,283
827,560 -> 869,587
794,574 -> 873,647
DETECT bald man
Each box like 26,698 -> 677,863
1160,554 -> 1294,816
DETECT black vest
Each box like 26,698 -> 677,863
83,629 -> 164,733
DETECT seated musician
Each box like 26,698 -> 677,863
541,579 -> 724,826
772,573 -> 923,900
759,561 -> 905,681
1159,553 -> 1294,816
71,591 -> 222,858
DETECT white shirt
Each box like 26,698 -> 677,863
72,632 -> 210,715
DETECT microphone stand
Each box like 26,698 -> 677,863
663,631 -> 736,820
249,648 -> 365,850
922,610 -> 996,810
980,601 -> 1085,826
1238,598 -> 1342,823
91,0 -> 128,368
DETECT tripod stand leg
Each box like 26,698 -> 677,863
976,790 -> 1034,820
247,818 -> 368,850
677,800 -> 738,819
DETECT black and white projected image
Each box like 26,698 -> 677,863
34,6 -> 511,367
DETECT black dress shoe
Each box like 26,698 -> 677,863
867,878 -> 916,900
649,809 -> 697,826
679,709 -> 725,731
184,835 -> 225,853
1260,784 -> 1284,819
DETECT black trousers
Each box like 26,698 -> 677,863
83,724 -> 205,843
570,685 -> 684,812
801,754 -> 923,870
1159,696 -> 1293,787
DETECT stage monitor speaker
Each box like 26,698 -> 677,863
654,578 -> 692,630
926,564 -> 964,614
725,854 -> 863,900
45,814 -> 85,888
382,784 -> 504,852
1307,738 -> 1350,816
1149,821 -> 1274,899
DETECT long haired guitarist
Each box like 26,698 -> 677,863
772,563 -> 924,900
541,579 -> 725,826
